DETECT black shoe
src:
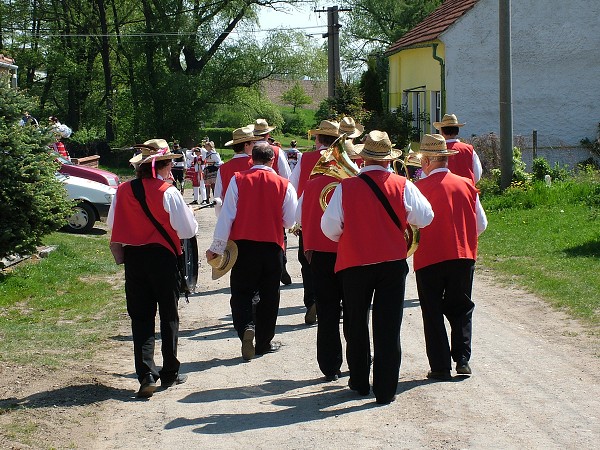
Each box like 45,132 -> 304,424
304,304 -> 317,325
280,271 -> 292,286
200,200 -> 208,205
456,360 -> 472,375
324,370 -> 342,382
376,395 -> 396,405
426,370 -> 452,381
348,379 -> 370,396
137,374 -> 157,398
241,328 -> 255,361
162,373 -> 188,388
189,200 -> 198,205
256,341 -> 282,355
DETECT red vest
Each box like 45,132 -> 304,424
296,151 -> 322,197
413,171 -> 479,271
335,171 -> 408,273
229,169 -> 288,249
219,156 -> 253,197
302,175 -> 338,253
446,141 -> 475,183
111,179 -> 182,255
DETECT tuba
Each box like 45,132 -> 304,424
309,133 -> 359,211
392,144 -> 422,257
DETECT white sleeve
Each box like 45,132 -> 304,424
282,182 -> 298,228
162,186 -> 198,239
320,184 -> 344,242
214,171 -> 223,199
476,194 -> 488,235
295,194 -> 304,225
277,148 -> 292,179
290,160 -> 301,193
473,151 -> 483,183
404,180 -> 434,228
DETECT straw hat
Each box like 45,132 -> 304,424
419,134 -> 459,155
225,126 -> 262,147
308,120 -> 340,138
339,117 -> 364,138
207,240 -> 238,280
353,130 -> 401,161
433,113 -> 466,130
129,139 -> 181,165
344,139 -> 360,159
252,119 -> 276,135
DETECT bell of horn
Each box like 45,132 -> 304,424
309,133 -> 359,211
393,143 -> 422,178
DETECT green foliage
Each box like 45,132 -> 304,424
512,147 -> 532,184
531,157 -> 570,182
580,123 -> 600,157
466,133 -> 501,176
366,106 -> 416,149
197,128 -> 236,149
315,80 -> 368,126
281,82 -> 313,113
359,56 -> 387,114
479,179 -> 600,323
281,110 -> 309,136
0,78 -> 72,259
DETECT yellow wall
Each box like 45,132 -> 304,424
388,42 -> 444,110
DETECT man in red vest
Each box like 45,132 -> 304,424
289,119 -> 341,324
206,142 -> 298,361
321,130 -> 434,405
413,134 -> 488,381
433,113 -> 482,184
213,126 -> 261,215
108,139 -> 198,398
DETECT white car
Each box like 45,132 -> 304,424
56,173 -> 116,233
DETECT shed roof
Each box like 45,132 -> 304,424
386,0 -> 479,55
0,54 -> 15,65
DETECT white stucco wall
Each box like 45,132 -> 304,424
441,0 -> 600,148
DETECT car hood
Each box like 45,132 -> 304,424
57,173 -> 116,204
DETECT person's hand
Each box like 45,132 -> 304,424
206,250 -> 219,261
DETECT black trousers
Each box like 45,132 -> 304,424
230,240 -> 283,353
339,259 -> 408,402
171,168 -> 185,187
415,259 -> 475,372
124,245 -> 180,383
297,232 -> 316,308
310,251 -> 343,377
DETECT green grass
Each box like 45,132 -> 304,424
479,178 -> 600,324
0,231 -> 125,367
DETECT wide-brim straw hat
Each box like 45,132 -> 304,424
225,126 -> 262,147
433,113 -> 466,130
129,139 -> 181,164
207,240 -> 238,280
339,116 -> 364,138
308,119 -> 340,138
419,134 -> 459,155
344,139 -> 360,159
252,118 -> 276,135
353,130 -> 401,161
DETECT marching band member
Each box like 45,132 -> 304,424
251,119 -> 292,179
206,142 -> 297,361
321,130 -> 433,405
413,134 -> 487,380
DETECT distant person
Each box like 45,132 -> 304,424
413,134 -> 488,381
285,140 -> 302,172
19,111 -> 39,127
251,119 -> 292,179
203,140 -> 222,203
171,142 -> 187,194
433,114 -> 482,184
107,138 -> 198,398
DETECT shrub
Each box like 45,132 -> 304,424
0,77 -> 72,259
532,157 -> 570,182
281,111 -> 308,136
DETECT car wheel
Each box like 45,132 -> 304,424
65,202 -> 96,234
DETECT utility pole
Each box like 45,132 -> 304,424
499,0 -> 514,189
315,5 -> 351,98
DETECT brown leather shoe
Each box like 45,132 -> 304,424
241,328 -> 255,361
304,304 -> 317,325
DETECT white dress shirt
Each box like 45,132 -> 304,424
321,165 -> 434,243
209,166 -> 298,254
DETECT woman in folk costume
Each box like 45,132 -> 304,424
107,138 -> 198,398
203,140 -> 223,203
188,147 -> 208,205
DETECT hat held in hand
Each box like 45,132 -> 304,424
207,240 -> 238,280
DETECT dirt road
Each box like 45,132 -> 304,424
2,198 -> 598,449
81,202 -> 599,450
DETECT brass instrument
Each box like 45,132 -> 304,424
309,133 -> 359,211
392,144 -> 422,257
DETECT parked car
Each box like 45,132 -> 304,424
55,153 -> 120,187
56,173 -> 116,233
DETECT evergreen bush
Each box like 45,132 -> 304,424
0,77 -> 72,259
